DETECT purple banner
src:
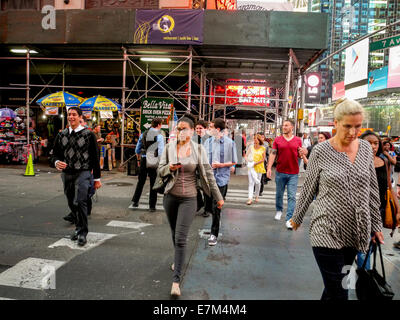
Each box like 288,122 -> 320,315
134,10 -> 204,45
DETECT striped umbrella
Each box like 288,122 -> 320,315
36,91 -> 83,108
79,95 -> 121,112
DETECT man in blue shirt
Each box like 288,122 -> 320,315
204,118 -> 238,246
129,118 -> 164,212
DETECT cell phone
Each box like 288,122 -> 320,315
172,162 -> 181,166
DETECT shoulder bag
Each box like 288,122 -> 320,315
356,241 -> 394,300
383,158 -> 399,234
153,144 -> 172,195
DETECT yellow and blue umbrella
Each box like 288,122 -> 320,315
79,95 -> 121,112
36,91 -> 83,107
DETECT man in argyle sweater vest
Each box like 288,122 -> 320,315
52,107 -> 101,246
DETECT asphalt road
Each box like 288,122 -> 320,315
0,164 -> 399,300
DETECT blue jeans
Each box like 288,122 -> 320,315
356,246 -> 373,270
275,171 -> 299,221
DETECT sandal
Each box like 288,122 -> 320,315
246,199 -> 252,205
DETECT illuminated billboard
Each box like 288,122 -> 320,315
368,66 -> 388,92
388,46 -> 400,89
305,72 -> 321,103
332,81 -> 345,101
344,38 -> 369,86
214,85 -> 271,106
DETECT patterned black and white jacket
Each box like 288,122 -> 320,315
52,126 -> 101,180
292,139 -> 383,253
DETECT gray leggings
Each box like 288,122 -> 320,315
163,193 -> 197,283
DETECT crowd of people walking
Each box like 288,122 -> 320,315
52,99 -> 400,299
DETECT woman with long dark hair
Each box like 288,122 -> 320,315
158,114 -> 224,297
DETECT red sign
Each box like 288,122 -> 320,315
214,85 -> 270,106
332,81 -> 345,101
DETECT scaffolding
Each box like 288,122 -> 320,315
0,45 -> 308,167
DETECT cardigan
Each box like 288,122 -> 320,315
158,140 -> 223,202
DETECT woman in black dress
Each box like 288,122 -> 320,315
358,130 -> 398,268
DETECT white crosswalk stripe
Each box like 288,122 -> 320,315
133,189 -> 300,211
48,232 -> 117,251
0,258 -> 65,290
106,221 -> 152,230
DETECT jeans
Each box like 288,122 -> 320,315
312,246 -> 358,300
163,194 -> 197,283
211,185 -> 228,238
275,171 -> 299,221
132,157 -> 157,209
356,245 -> 373,270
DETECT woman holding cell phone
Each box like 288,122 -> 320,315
157,113 -> 224,297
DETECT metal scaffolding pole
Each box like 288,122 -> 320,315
26,50 -> 30,145
203,75 -> 207,120
223,89 -> 227,121
199,71 -> 204,120
62,64 -> 65,130
188,48 -> 192,111
145,64 -> 149,98
212,86 -> 216,120
283,53 -> 293,121
120,48 -> 127,168
299,74 -> 306,134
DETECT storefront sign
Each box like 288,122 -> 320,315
45,107 -> 59,116
370,34 -> 400,52
305,72 -> 321,103
214,85 -> 270,106
332,81 -> 345,101
100,111 -> 113,119
82,111 -> 92,119
140,98 -> 174,132
134,10 -> 203,45
368,66 -> 388,92
388,46 -> 400,89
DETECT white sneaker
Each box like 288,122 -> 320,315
208,235 -> 218,246
286,220 -> 293,230
274,211 -> 282,221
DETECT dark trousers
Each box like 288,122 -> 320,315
132,157 -> 157,209
163,194 -> 197,283
196,189 -> 204,211
211,185 -> 228,238
312,246 -> 358,300
61,171 -> 91,237
203,192 -> 213,214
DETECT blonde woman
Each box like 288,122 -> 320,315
245,134 -> 266,205
290,98 -> 384,300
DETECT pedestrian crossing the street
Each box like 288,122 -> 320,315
130,189 -> 301,211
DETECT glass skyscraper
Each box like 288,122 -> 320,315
310,0 -> 400,103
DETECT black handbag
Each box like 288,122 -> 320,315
356,241 -> 395,300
